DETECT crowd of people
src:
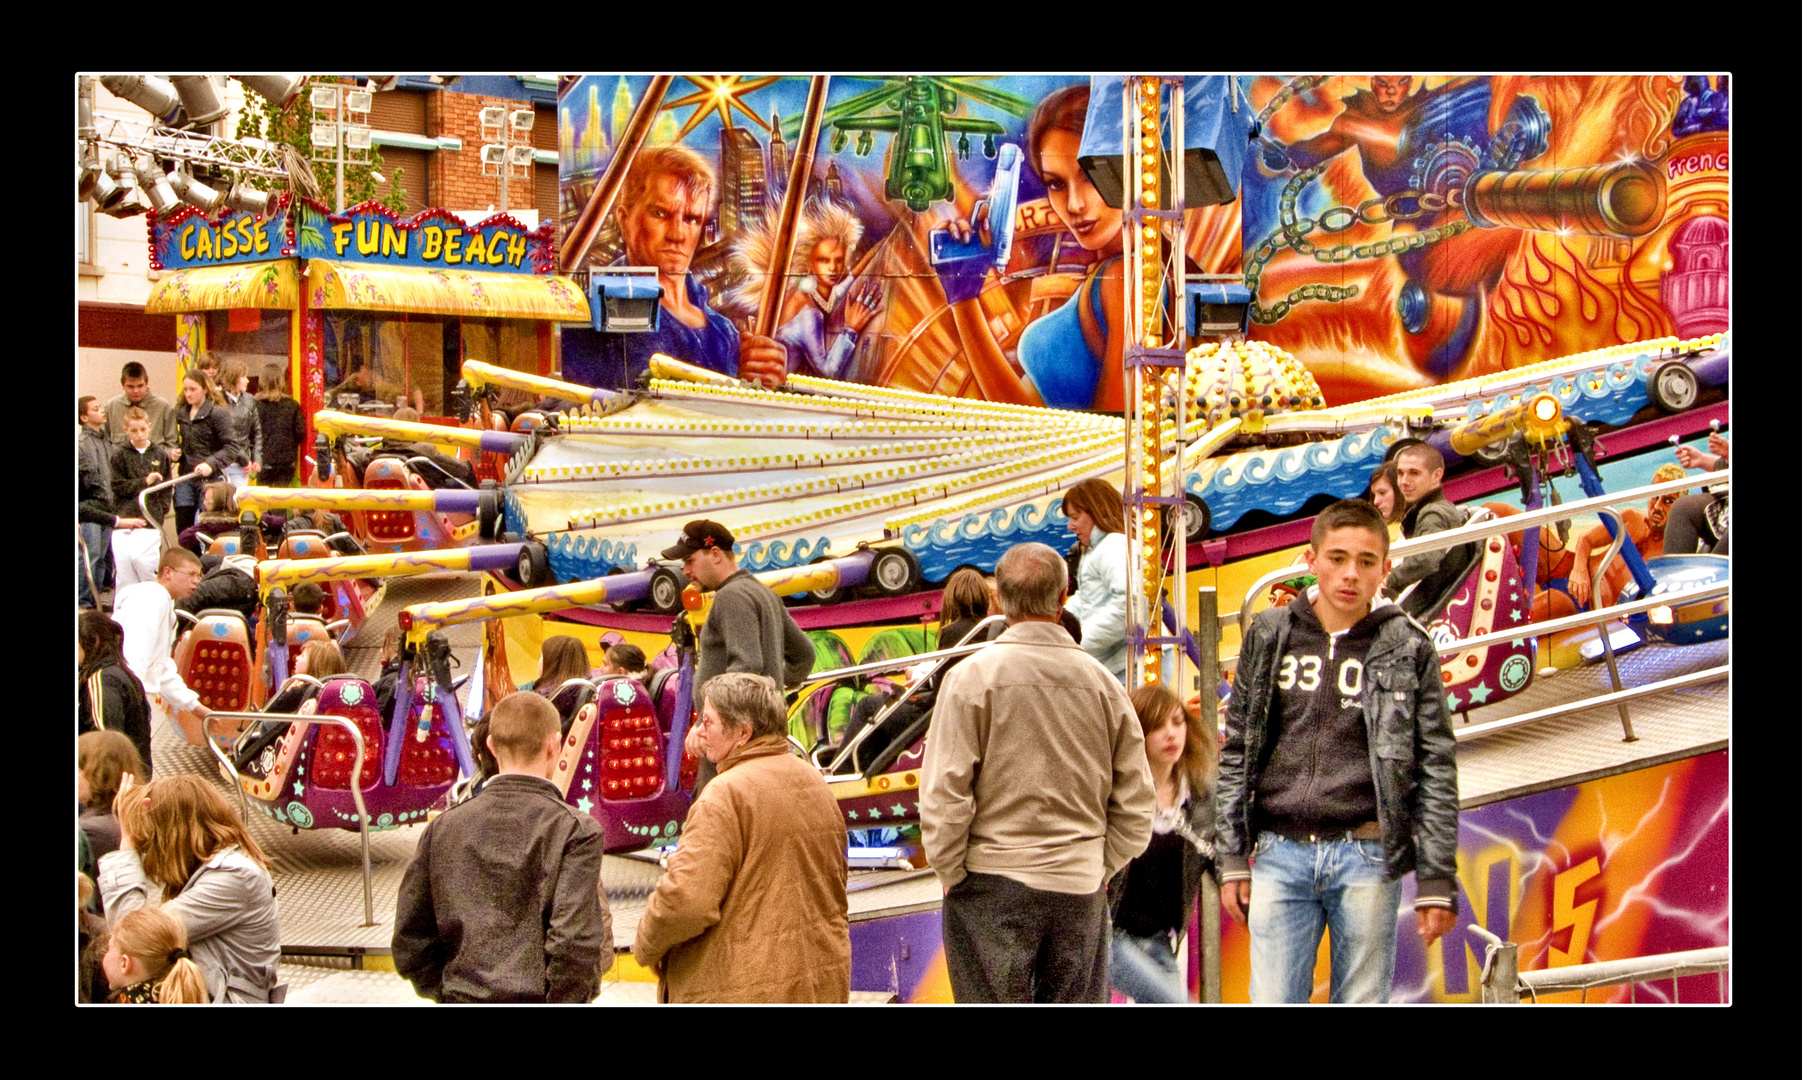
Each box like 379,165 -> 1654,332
80,357 -> 309,614
76,348 -> 1727,1002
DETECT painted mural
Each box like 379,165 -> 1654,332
864,750 -> 1728,1003
557,75 -> 1727,410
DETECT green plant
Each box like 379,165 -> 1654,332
234,76 -> 407,214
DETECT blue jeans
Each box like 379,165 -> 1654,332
1248,831 -> 1402,1003
1110,928 -> 1187,1003
78,523 -> 106,608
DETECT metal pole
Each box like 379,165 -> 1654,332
560,75 -> 674,272
754,76 -> 831,340
1194,585 -> 1221,1002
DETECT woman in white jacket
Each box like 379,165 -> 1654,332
1061,478 -> 1129,683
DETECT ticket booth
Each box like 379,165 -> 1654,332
145,195 -> 589,481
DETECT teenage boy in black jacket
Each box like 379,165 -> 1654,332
1215,499 -> 1459,1003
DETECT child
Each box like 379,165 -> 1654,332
602,642 -> 647,682
110,407 -> 175,525
103,906 -> 209,1003
1216,498 -> 1459,1003
393,691 -> 612,1002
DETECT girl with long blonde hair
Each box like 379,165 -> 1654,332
98,774 -> 281,1002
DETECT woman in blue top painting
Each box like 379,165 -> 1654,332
941,84 -> 1127,412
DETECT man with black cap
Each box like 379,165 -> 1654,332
663,520 -> 814,796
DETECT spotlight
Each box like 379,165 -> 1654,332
235,75 -> 305,110
98,75 -> 186,127
1077,76 -> 1252,210
169,76 -> 229,127
135,156 -> 181,216
223,181 -> 272,217
167,167 -> 225,212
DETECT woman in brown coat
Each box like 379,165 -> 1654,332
633,673 -> 850,1002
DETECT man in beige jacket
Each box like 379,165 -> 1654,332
921,541 -> 1156,1002
633,673 -> 850,1002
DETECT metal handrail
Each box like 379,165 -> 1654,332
1456,665 -> 1728,742
137,472 -> 205,551
202,710 -> 375,928
817,614 -> 1006,776
404,456 -> 476,491
1513,946 -> 1729,1001
1233,469 -> 1729,637
798,637 -> 1002,692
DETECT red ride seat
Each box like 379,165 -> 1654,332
360,458 -> 419,544
173,609 -> 254,717
286,614 -> 334,650
312,675 -> 384,790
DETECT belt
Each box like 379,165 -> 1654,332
1270,820 -> 1381,844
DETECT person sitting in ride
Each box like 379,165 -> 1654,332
936,83 -> 1127,412
601,642 -> 648,683
238,640 -> 348,770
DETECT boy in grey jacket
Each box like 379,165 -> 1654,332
394,692 -> 613,1002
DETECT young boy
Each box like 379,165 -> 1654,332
110,408 -> 175,525
1215,498 -> 1459,1003
392,691 -> 614,1002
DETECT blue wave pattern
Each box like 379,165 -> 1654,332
739,535 -> 833,572
547,533 -> 641,583
1459,353 -> 1657,428
903,499 -> 1065,582
1189,427 -> 1395,530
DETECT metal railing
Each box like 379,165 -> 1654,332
203,711 -> 375,927
1474,925 -> 1728,1002
1230,470 -> 1729,741
813,614 -> 1007,778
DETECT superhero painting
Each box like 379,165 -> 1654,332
557,75 -> 1726,409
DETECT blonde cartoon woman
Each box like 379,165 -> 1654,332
726,201 -> 883,381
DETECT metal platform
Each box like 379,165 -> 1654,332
1454,635 -> 1729,807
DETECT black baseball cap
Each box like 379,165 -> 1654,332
661,520 -> 736,560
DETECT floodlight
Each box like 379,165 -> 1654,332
169,76 -> 229,127
1077,76 -> 1251,209
135,155 -> 182,216
310,85 -> 341,112
311,122 -> 338,149
99,75 -> 186,126
510,109 -> 535,132
236,75 -> 306,110
479,106 -> 507,127
344,89 -> 373,114
167,167 -> 226,212
224,181 -> 271,216
343,124 -> 372,151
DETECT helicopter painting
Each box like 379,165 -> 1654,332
805,76 -> 1032,212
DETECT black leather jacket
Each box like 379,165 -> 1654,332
1107,778 -> 1217,929
1215,596 -> 1459,909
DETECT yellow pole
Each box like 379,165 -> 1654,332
312,409 -> 497,449
236,485 -> 445,516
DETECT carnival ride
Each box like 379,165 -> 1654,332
178,318 -> 1711,843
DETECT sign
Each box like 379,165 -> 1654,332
150,195 -> 559,275
149,203 -> 293,271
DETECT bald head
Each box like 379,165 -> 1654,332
995,542 -> 1069,622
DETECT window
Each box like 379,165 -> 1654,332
204,309 -> 293,390
322,313 -> 447,416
